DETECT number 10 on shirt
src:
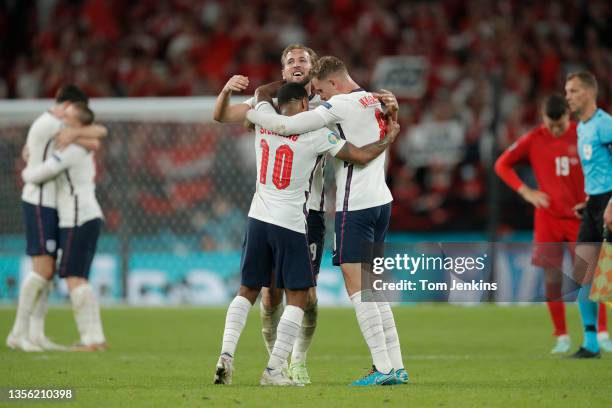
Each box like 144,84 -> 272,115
260,139 -> 294,190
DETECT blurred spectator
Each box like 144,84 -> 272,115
2,0 -> 612,239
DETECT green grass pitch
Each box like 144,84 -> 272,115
1,305 -> 612,407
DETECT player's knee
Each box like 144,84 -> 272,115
31,255 -> 55,280
261,287 -> 283,309
285,288 -> 308,310
237,285 -> 260,305
66,276 -> 87,292
341,264 -> 362,296
306,288 -> 318,309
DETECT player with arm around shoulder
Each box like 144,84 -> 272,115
214,82 -> 399,386
6,85 -> 107,352
214,44 -> 326,384
247,56 -> 407,386
21,103 -> 107,351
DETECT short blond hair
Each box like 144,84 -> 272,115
310,56 -> 347,80
280,44 -> 318,67
567,71 -> 598,93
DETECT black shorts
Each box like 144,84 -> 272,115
58,218 -> 103,279
240,217 -> 315,290
333,203 -> 391,266
307,210 -> 325,275
577,191 -> 612,243
22,201 -> 59,258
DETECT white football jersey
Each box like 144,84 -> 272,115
23,145 -> 103,228
244,94 -> 327,212
21,111 -> 64,208
313,89 -> 393,211
248,102 -> 345,233
54,145 -> 103,228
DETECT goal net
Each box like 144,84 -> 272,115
0,97 -> 349,306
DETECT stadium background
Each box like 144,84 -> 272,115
1,0 -> 611,305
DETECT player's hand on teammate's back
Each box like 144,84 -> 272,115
223,75 -> 249,94
518,186 -> 550,208
573,201 -> 587,219
373,89 -> 399,113
385,117 -> 400,144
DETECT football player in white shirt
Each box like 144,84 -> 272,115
246,56 -> 407,386
21,103 -> 107,351
213,44 -> 325,383
7,85 -> 107,352
214,82 -> 400,386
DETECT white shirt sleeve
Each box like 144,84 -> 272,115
242,96 -> 255,108
312,99 -> 345,124
254,101 -> 278,114
22,144 -> 88,184
246,106 -> 328,135
311,129 -> 346,157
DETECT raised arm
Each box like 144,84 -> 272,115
246,107 -> 327,135
213,75 -> 251,123
334,117 -> 400,165
254,80 -> 285,105
22,145 -> 86,184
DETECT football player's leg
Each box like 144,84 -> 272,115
572,242 -> 600,356
335,208 -> 393,378
262,228 -> 312,386
6,257 -> 50,352
266,289 -> 306,373
215,285 -> 259,385
7,204 -> 58,351
291,286 -> 317,365
344,263 -> 393,376
225,218 -> 272,358
292,212 -> 324,368
373,204 -> 406,374
543,266 -> 570,353
63,219 -> 106,350
28,276 -> 66,351
221,286 -> 259,357
216,218 -> 272,384
260,285 -> 284,355
597,303 -> 612,351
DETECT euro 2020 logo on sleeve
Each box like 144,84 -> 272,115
328,132 -> 340,144
583,144 -> 592,160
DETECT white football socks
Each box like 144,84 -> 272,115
70,283 -> 106,345
10,272 -> 47,338
350,290 -> 393,374
29,280 -> 51,342
377,301 -> 404,370
267,305 -> 303,370
292,301 -> 317,364
260,301 -> 284,355
221,296 -> 252,357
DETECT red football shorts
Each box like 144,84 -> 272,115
532,210 -> 580,269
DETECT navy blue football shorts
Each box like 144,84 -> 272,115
58,218 -> 103,279
240,217 -> 315,290
333,203 -> 391,266
22,201 -> 59,258
306,210 -> 325,275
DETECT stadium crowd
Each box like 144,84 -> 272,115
2,0 -> 612,239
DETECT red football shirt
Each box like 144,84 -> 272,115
494,122 -> 586,219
